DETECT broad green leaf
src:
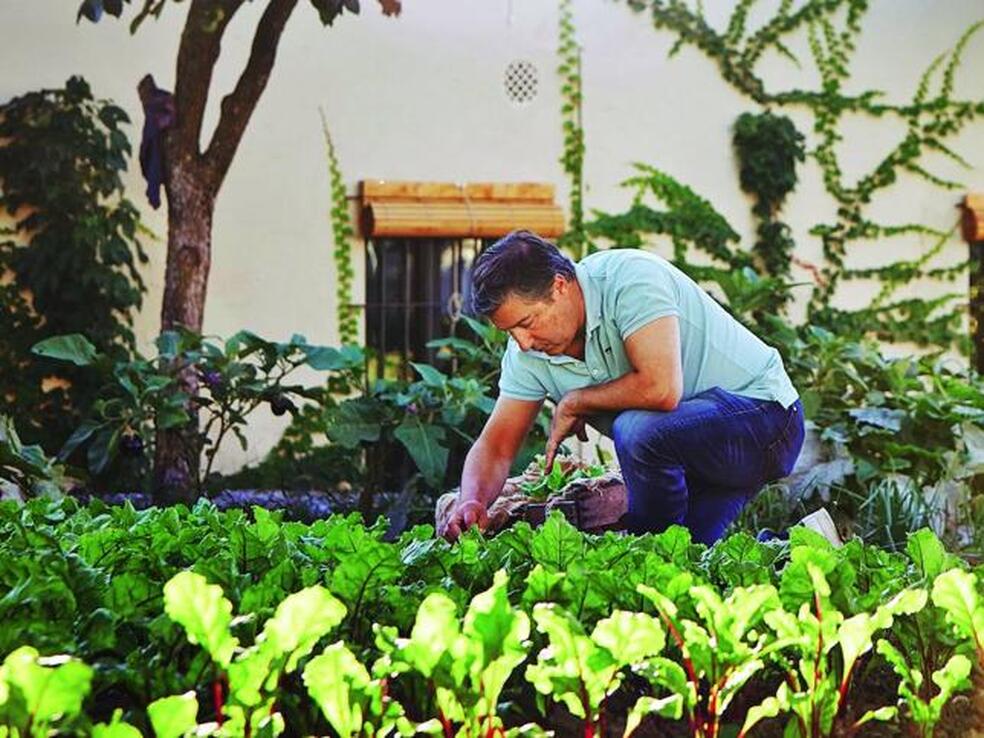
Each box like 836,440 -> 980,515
410,362 -> 448,387
260,585 -> 347,672
592,610 -> 665,665
304,642 -> 373,738
163,571 -> 239,668
462,570 -> 531,703
325,399 -> 384,447
93,710 -> 143,738
394,419 -> 448,488
906,528 -> 949,580
148,692 -> 199,738
739,694 -> 785,737
3,647 -> 92,724
623,694 -> 682,735
852,705 -> 897,727
31,334 -> 99,365
404,593 -> 460,677
531,512 -> 585,570
931,569 -> 984,648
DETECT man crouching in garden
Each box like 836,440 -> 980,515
439,230 -> 805,545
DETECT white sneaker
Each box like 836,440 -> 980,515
798,507 -> 844,548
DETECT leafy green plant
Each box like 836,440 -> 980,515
162,570 -> 348,736
0,416 -> 71,500
374,570 -> 529,737
875,640 -> 971,738
753,563 -> 927,737
732,110 -> 805,314
33,330 -> 362,497
518,456 -> 605,501
0,76 -> 147,452
525,603 -> 667,737
0,645 -> 93,736
635,582 -> 788,738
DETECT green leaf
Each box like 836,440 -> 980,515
906,528 -> 949,580
931,569 -> 984,648
325,399 -> 383,447
260,586 -> 347,673
87,426 -> 121,475
531,512 -> 584,570
3,646 -> 93,724
624,694 -> 683,735
393,419 -> 448,488
31,334 -> 99,366
591,610 -> 665,665
304,642 -> 374,737
92,712 -> 143,738
147,692 -> 199,738
410,362 -> 448,387
163,571 -> 239,668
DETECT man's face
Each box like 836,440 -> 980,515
489,275 -> 583,356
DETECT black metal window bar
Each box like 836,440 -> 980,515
362,237 -> 491,381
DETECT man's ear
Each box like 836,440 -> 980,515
553,273 -> 569,296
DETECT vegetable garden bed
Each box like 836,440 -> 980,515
0,498 -> 982,737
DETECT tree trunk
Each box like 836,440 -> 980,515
154,157 -> 216,504
149,0 -> 301,504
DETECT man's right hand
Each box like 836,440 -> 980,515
440,498 -> 489,542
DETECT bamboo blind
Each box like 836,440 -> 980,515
359,180 -> 566,238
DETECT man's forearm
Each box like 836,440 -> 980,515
569,370 -> 680,415
459,439 -> 514,507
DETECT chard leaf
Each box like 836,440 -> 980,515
147,692 -> 199,738
624,694 -> 683,735
304,642 -> 374,737
591,610 -> 665,665
906,528 -> 950,581
3,647 -> 92,724
531,512 -> 584,570
930,569 -> 984,649
163,571 -> 239,668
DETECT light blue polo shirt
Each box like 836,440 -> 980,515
498,249 -> 798,434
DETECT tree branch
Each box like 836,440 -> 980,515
204,0 -> 300,188
171,0 -> 244,165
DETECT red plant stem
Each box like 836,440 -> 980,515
438,708 -> 454,738
657,609 -> 703,732
581,683 -> 595,738
812,591 -> 824,738
213,676 -> 225,726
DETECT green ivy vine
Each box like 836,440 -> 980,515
557,0 -> 590,258
0,76 -> 147,451
621,0 -> 984,350
319,109 -> 358,346
732,110 -> 805,314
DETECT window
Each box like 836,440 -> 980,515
363,237 -> 487,380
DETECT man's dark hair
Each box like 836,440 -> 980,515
470,230 -> 576,316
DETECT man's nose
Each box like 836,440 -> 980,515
513,330 -> 534,351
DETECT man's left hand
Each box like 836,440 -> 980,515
545,391 -> 589,470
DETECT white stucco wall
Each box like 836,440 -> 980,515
2,0 -> 983,472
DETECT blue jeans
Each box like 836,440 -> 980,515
612,387 -> 805,545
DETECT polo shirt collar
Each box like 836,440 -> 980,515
575,261 -> 603,336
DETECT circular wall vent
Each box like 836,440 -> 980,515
504,60 -> 539,105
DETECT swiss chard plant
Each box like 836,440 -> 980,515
374,570 -> 532,737
634,581 -> 790,738
161,570 -> 348,736
525,603 -> 667,737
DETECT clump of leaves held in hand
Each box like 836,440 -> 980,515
519,455 -> 606,501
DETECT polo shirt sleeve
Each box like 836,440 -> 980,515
498,341 -> 548,401
612,254 -> 681,339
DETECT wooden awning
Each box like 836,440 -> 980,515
359,180 -> 566,239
